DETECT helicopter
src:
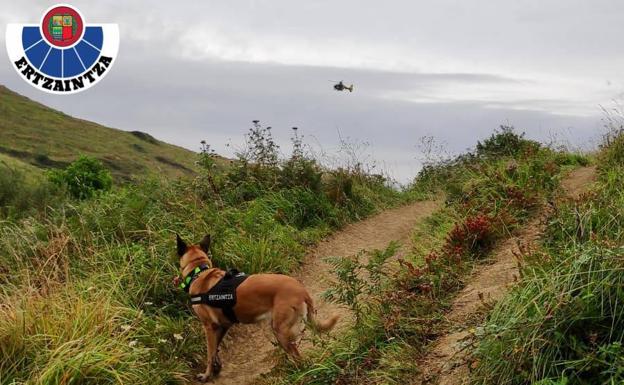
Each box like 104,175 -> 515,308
332,80 -> 354,92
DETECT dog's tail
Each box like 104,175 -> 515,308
304,294 -> 339,332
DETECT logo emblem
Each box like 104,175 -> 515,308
6,4 -> 119,94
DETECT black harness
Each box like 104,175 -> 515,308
180,265 -> 249,324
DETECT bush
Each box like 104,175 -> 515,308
476,125 -> 540,159
279,128 -> 323,193
280,157 -> 323,192
444,214 -> 496,259
410,126 -> 552,200
48,155 -> 112,199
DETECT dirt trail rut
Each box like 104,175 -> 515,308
413,166 -> 597,385
206,199 -> 440,385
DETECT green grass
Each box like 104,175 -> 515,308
471,133 -> 624,385
0,153 -> 66,220
0,153 -> 41,178
0,85 -> 215,181
472,244 -> 624,385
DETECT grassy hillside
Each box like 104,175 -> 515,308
0,153 -> 40,178
0,85 -> 202,181
0,119 -> 409,384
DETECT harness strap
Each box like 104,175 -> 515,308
223,307 -> 238,324
189,270 -> 248,324
190,294 -> 240,323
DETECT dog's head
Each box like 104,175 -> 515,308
176,234 -> 213,272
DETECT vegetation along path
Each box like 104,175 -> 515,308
413,166 -> 597,385
204,199 -> 440,385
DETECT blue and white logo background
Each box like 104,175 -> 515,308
21,25 -> 105,78
6,4 -> 119,94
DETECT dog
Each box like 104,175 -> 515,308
175,234 -> 339,382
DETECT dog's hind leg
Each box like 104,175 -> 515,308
272,303 -> 305,360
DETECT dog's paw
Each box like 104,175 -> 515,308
211,358 -> 222,376
196,373 -> 212,383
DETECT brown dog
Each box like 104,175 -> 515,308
176,234 -> 339,382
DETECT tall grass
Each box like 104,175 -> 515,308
0,126 -> 408,384
472,131 -> 624,385
472,245 -> 624,385
0,161 -> 65,220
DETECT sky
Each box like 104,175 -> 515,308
1,0 -> 623,183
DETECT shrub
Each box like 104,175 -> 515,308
324,243 -> 399,324
279,128 -> 323,192
410,126 -> 551,200
48,155 -> 112,199
323,168 -> 355,206
280,157 -> 323,193
444,214 -> 495,259
221,121 -> 281,200
476,125 -> 540,159
194,141 -> 222,202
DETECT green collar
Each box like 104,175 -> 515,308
179,263 -> 210,293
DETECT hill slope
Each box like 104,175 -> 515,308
0,85 -> 200,181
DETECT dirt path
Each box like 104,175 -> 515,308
561,166 -> 596,199
412,166 -> 597,385
206,199 -> 440,385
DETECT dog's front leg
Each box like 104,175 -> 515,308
197,322 -> 218,382
211,325 -> 229,376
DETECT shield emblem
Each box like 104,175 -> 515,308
49,14 -> 74,41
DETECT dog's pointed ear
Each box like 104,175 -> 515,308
176,234 -> 188,257
199,234 -> 211,254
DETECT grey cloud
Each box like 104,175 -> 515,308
0,1 -> 616,182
